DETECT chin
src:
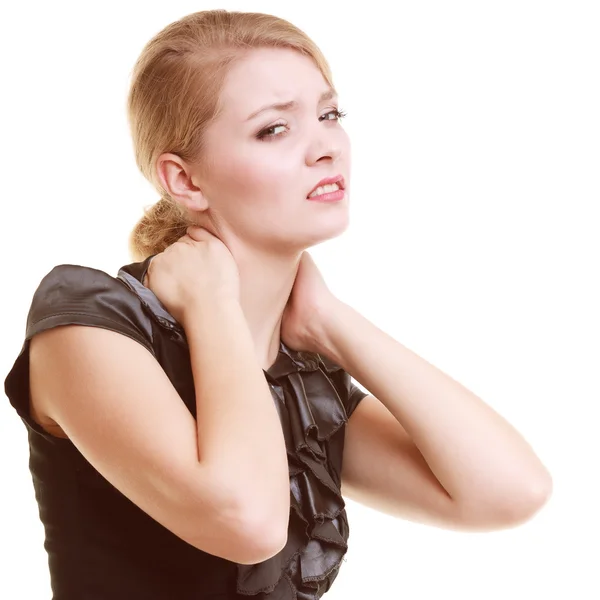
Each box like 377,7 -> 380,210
305,217 -> 350,247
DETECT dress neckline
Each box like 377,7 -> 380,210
116,253 -> 326,380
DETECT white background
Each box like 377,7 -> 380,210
1,1 -> 598,598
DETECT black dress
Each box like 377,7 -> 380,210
4,254 -> 368,599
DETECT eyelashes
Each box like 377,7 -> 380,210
256,108 -> 348,141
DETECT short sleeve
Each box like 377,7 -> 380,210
4,264 -> 155,439
346,380 -> 369,418
325,364 -> 369,419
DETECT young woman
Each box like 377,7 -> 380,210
4,9 -> 552,599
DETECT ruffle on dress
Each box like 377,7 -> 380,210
236,362 -> 353,599
118,256 -> 356,600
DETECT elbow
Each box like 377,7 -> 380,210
458,473 -> 554,531
237,514 -> 288,564
235,499 -> 290,565
506,472 -> 554,525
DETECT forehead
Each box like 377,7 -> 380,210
219,48 -> 328,116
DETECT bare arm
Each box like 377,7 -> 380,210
29,307 -> 288,564
183,297 -> 290,539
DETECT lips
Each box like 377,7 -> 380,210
307,174 -> 345,198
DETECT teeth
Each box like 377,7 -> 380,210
309,183 -> 340,198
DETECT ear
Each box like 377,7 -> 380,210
156,152 -> 208,212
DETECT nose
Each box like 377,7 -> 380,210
305,130 -> 344,166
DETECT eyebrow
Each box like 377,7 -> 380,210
245,88 -> 338,122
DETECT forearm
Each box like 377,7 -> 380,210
316,300 -> 552,513
183,298 -> 289,528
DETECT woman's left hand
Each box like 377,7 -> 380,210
281,251 -> 338,353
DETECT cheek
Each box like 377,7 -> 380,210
223,153 -> 297,203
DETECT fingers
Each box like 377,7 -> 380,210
143,256 -> 155,287
185,225 -> 211,242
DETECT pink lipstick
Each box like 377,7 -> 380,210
307,174 -> 345,202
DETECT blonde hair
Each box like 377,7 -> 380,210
126,9 -> 335,262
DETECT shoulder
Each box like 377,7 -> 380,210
25,262 -> 155,353
4,261 -> 156,440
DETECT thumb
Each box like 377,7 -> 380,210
186,225 -> 210,241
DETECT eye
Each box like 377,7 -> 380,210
256,108 -> 348,141
320,108 -> 348,122
257,123 -> 287,140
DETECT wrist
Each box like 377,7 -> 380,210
181,294 -> 241,328
309,299 -> 347,359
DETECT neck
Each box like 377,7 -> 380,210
234,245 -> 302,370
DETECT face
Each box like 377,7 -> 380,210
187,47 -> 352,256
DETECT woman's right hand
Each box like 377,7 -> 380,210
143,226 -> 240,326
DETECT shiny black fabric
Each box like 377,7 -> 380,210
4,255 -> 368,599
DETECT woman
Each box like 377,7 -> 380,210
4,9 -> 552,600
